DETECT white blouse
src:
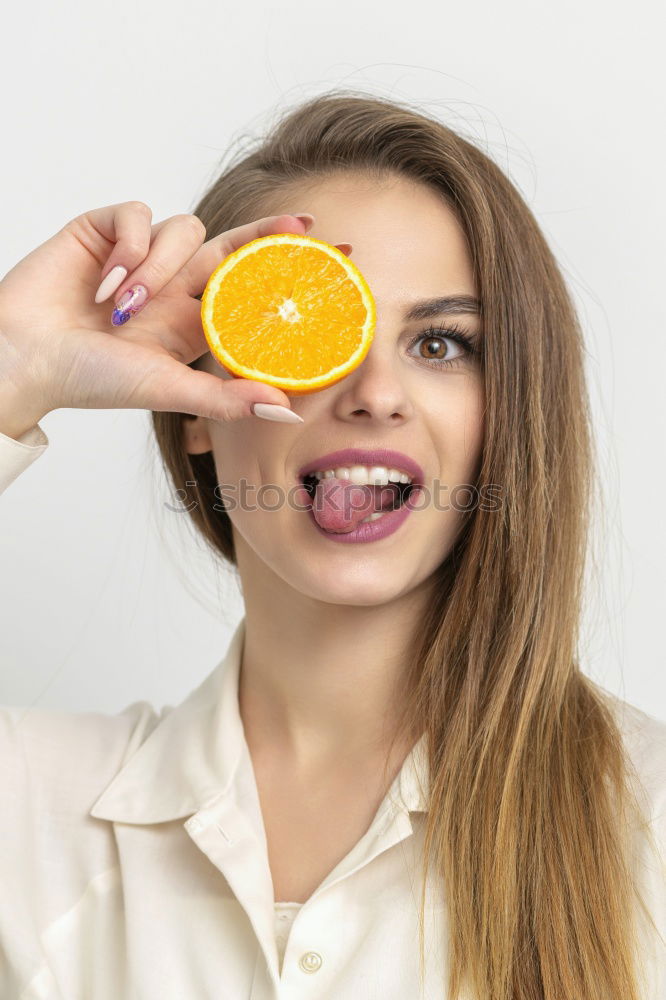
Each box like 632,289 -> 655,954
274,903 -> 303,976
1,425 -> 665,999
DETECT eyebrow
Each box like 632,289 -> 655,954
403,295 -> 481,321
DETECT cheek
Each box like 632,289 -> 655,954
208,428 -> 292,533
208,436 -> 254,517
463,399 -> 485,470
429,381 -> 485,476
209,419 -> 268,480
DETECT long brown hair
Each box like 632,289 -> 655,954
152,90 -> 659,999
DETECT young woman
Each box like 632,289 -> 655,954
0,91 -> 663,1000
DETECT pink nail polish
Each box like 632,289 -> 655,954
111,285 -> 148,326
252,403 -> 304,423
293,213 -> 315,231
94,265 -> 128,304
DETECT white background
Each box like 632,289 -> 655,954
0,0 -> 664,723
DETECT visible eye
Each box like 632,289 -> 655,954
406,323 -> 479,369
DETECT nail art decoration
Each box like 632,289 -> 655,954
111,285 -> 148,326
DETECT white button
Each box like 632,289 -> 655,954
186,817 -> 202,833
298,951 -> 322,973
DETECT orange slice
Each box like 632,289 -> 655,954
200,233 -> 376,393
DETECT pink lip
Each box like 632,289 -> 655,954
304,495 -> 421,544
297,448 -> 425,484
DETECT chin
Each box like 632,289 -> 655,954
286,561 -> 414,607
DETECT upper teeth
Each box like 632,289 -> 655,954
312,465 -> 413,485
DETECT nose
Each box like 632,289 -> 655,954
331,339 -> 414,424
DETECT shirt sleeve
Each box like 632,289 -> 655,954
0,423 -> 49,496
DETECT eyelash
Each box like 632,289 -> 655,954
406,322 -> 479,369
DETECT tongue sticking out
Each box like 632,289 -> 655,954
311,478 -> 402,533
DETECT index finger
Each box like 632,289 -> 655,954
178,214 -> 315,298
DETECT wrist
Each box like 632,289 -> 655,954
0,379 -> 48,442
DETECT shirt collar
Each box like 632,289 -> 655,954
89,617 -> 428,825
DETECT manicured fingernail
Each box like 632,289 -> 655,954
293,213 -> 315,231
335,242 -> 353,256
111,284 -> 148,326
252,403 -> 304,423
94,265 -> 128,304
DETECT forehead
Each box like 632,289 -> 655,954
273,171 -> 478,315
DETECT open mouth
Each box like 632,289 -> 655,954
299,475 -> 418,511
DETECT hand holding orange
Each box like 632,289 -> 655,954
200,233 -> 376,394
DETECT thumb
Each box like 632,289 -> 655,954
137,357 -> 300,422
